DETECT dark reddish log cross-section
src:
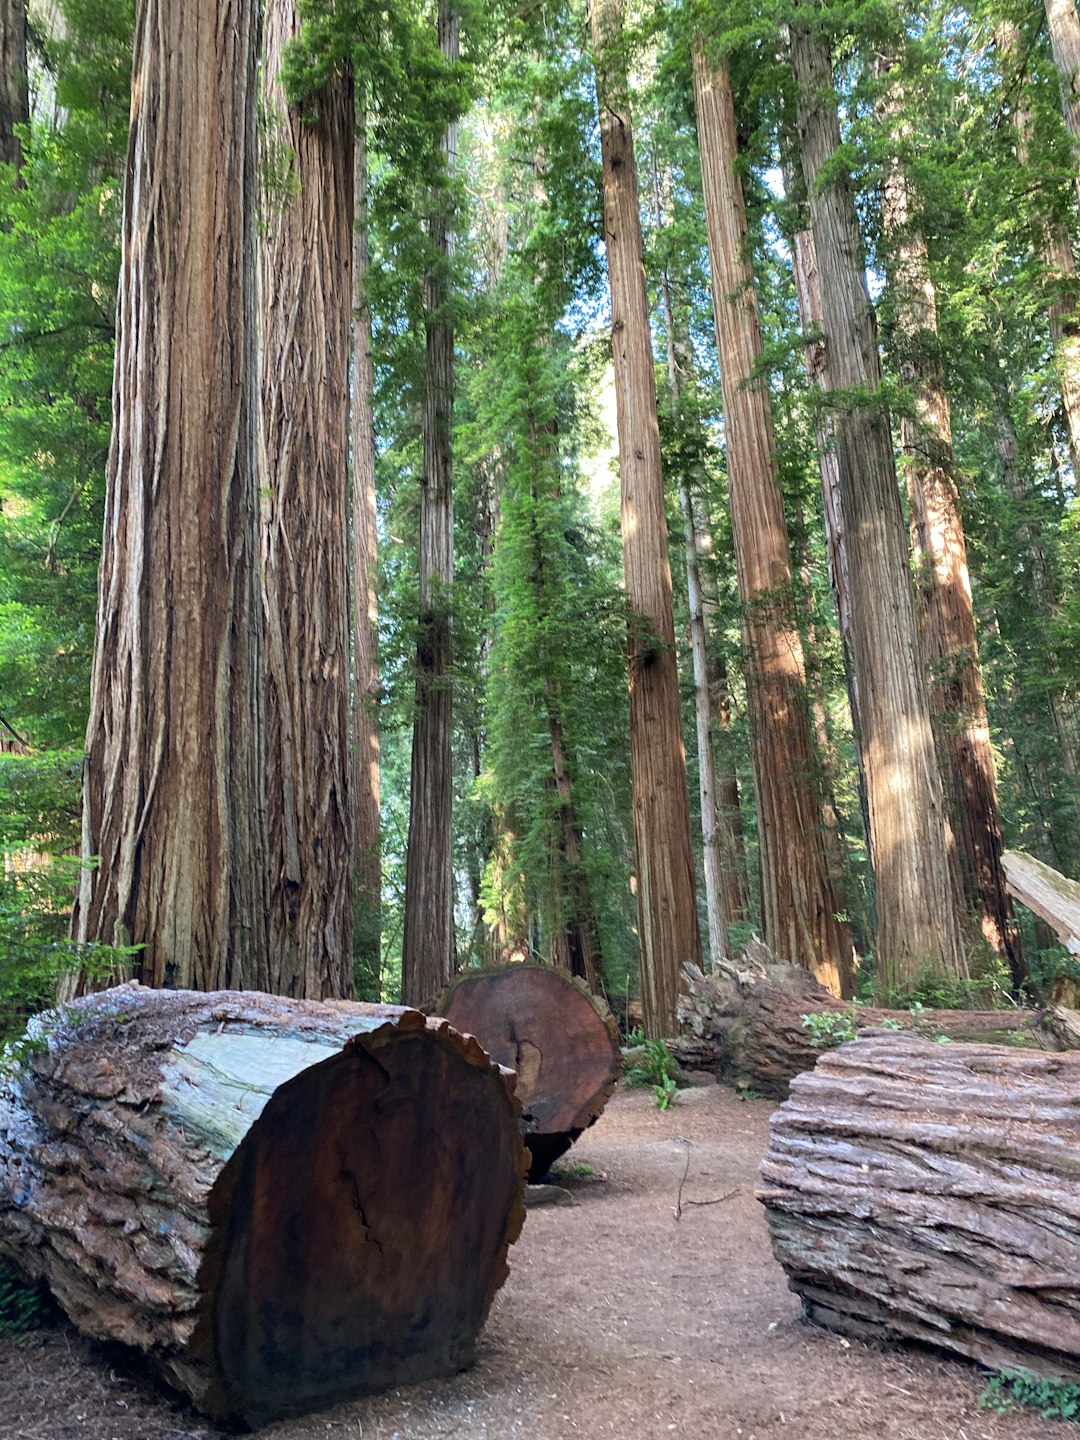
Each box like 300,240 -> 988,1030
0,985 -> 527,1428
438,963 -> 620,1180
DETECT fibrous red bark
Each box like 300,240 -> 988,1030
760,1034 -> 1080,1380
0,984 -> 526,1427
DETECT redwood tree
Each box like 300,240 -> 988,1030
591,0 -> 701,1035
0,0 -> 26,177
788,5 -> 966,994
72,0 -> 268,990
260,0 -> 354,999
693,36 -> 851,995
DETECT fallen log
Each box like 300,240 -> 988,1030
437,963 -> 619,1180
0,984 -> 527,1428
672,941 -> 1080,1099
1003,849 -> 1080,955
759,1034 -> 1080,1380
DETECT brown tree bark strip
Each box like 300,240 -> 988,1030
672,944 -> 1079,1100
1047,0 -> 1080,205
438,961 -> 619,1180
876,52 -> 1017,976
760,1034 -> 1080,1381
706,641 -> 753,921
0,984 -> 526,1427
352,98 -> 382,994
71,0 -> 268,991
260,0 -> 354,999
0,0 -> 26,177
589,0 -> 701,1036
788,9 -> 965,994
693,40 -> 850,995
402,0 -> 459,1006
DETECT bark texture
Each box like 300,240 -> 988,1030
0,984 -> 527,1427
437,962 -> 619,1180
402,0 -> 458,1006
1003,850 -> 1080,955
0,0 -> 26,175
672,941 -> 1079,1100
352,101 -> 382,993
591,0 -> 701,1036
789,12 -> 965,993
1048,0 -> 1080,204
72,0 -> 268,991
694,41 -> 850,995
876,53 -> 1017,975
260,0 -> 354,998
760,1034 -> 1080,1380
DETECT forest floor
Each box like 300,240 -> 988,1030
0,1080 -> 1068,1440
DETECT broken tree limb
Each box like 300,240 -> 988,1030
671,941 -> 1080,1099
0,984 -> 527,1428
437,963 -> 620,1180
759,1033 -> 1080,1380
1003,849 -> 1080,955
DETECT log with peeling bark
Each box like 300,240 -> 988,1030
671,940 -> 1080,1099
0,984 -> 527,1428
437,963 -> 619,1180
1003,849 -> 1080,956
759,1033 -> 1080,1380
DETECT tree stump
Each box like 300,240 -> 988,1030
436,963 -> 619,1180
0,984 -> 527,1428
759,1033 -> 1080,1380
672,943 -> 1080,1099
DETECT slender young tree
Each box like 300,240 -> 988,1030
788,5 -> 966,994
0,0 -> 26,177
401,0 -> 459,1005
260,0 -> 354,998
693,36 -> 851,994
876,47 -> 1018,976
591,0 -> 701,1035
352,95 -> 381,994
72,0 -> 268,991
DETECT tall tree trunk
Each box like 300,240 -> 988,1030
401,0 -> 458,1006
706,645 -> 753,922
876,52 -> 1018,979
590,0 -> 702,1037
693,39 -> 851,995
788,9 -> 966,995
651,153 -> 730,970
72,0 -> 268,990
259,0 -> 354,998
0,0 -> 26,178
352,97 -> 382,997
1047,0 -> 1080,202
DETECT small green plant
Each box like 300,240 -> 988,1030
625,1025 -> 646,1047
735,1084 -> 765,1101
980,1369 -> 1080,1422
879,1017 -> 903,1031
553,1162 -> 596,1180
801,1007 -> 859,1048
0,1261 -> 52,1335
624,1036 -> 682,1108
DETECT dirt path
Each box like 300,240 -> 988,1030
0,1081 -> 1065,1439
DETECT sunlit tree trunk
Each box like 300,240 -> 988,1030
259,0 -> 354,998
0,0 -> 26,177
876,51 -> 1018,979
789,8 -> 966,995
693,38 -> 851,994
402,0 -> 458,1005
352,97 -> 382,996
72,0 -> 268,990
1047,0 -> 1080,202
590,0 -> 701,1036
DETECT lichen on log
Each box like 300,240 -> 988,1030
0,984 -> 527,1428
759,1033 -> 1080,1380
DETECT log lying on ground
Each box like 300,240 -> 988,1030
0,984 -> 527,1428
437,963 -> 619,1181
759,1034 -> 1080,1380
672,941 -> 1080,1099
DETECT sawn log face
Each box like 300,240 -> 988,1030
759,1034 -> 1080,1380
0,984 -> 527,1427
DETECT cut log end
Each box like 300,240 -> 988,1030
0,985 -> 527,1428
437,964 -> 620,1181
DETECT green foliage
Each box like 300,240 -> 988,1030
624,1036 -> 683,1110
981,1370 -> 1080,1423
801,1007 -> 859,1047
0,1261 -> 52,1335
